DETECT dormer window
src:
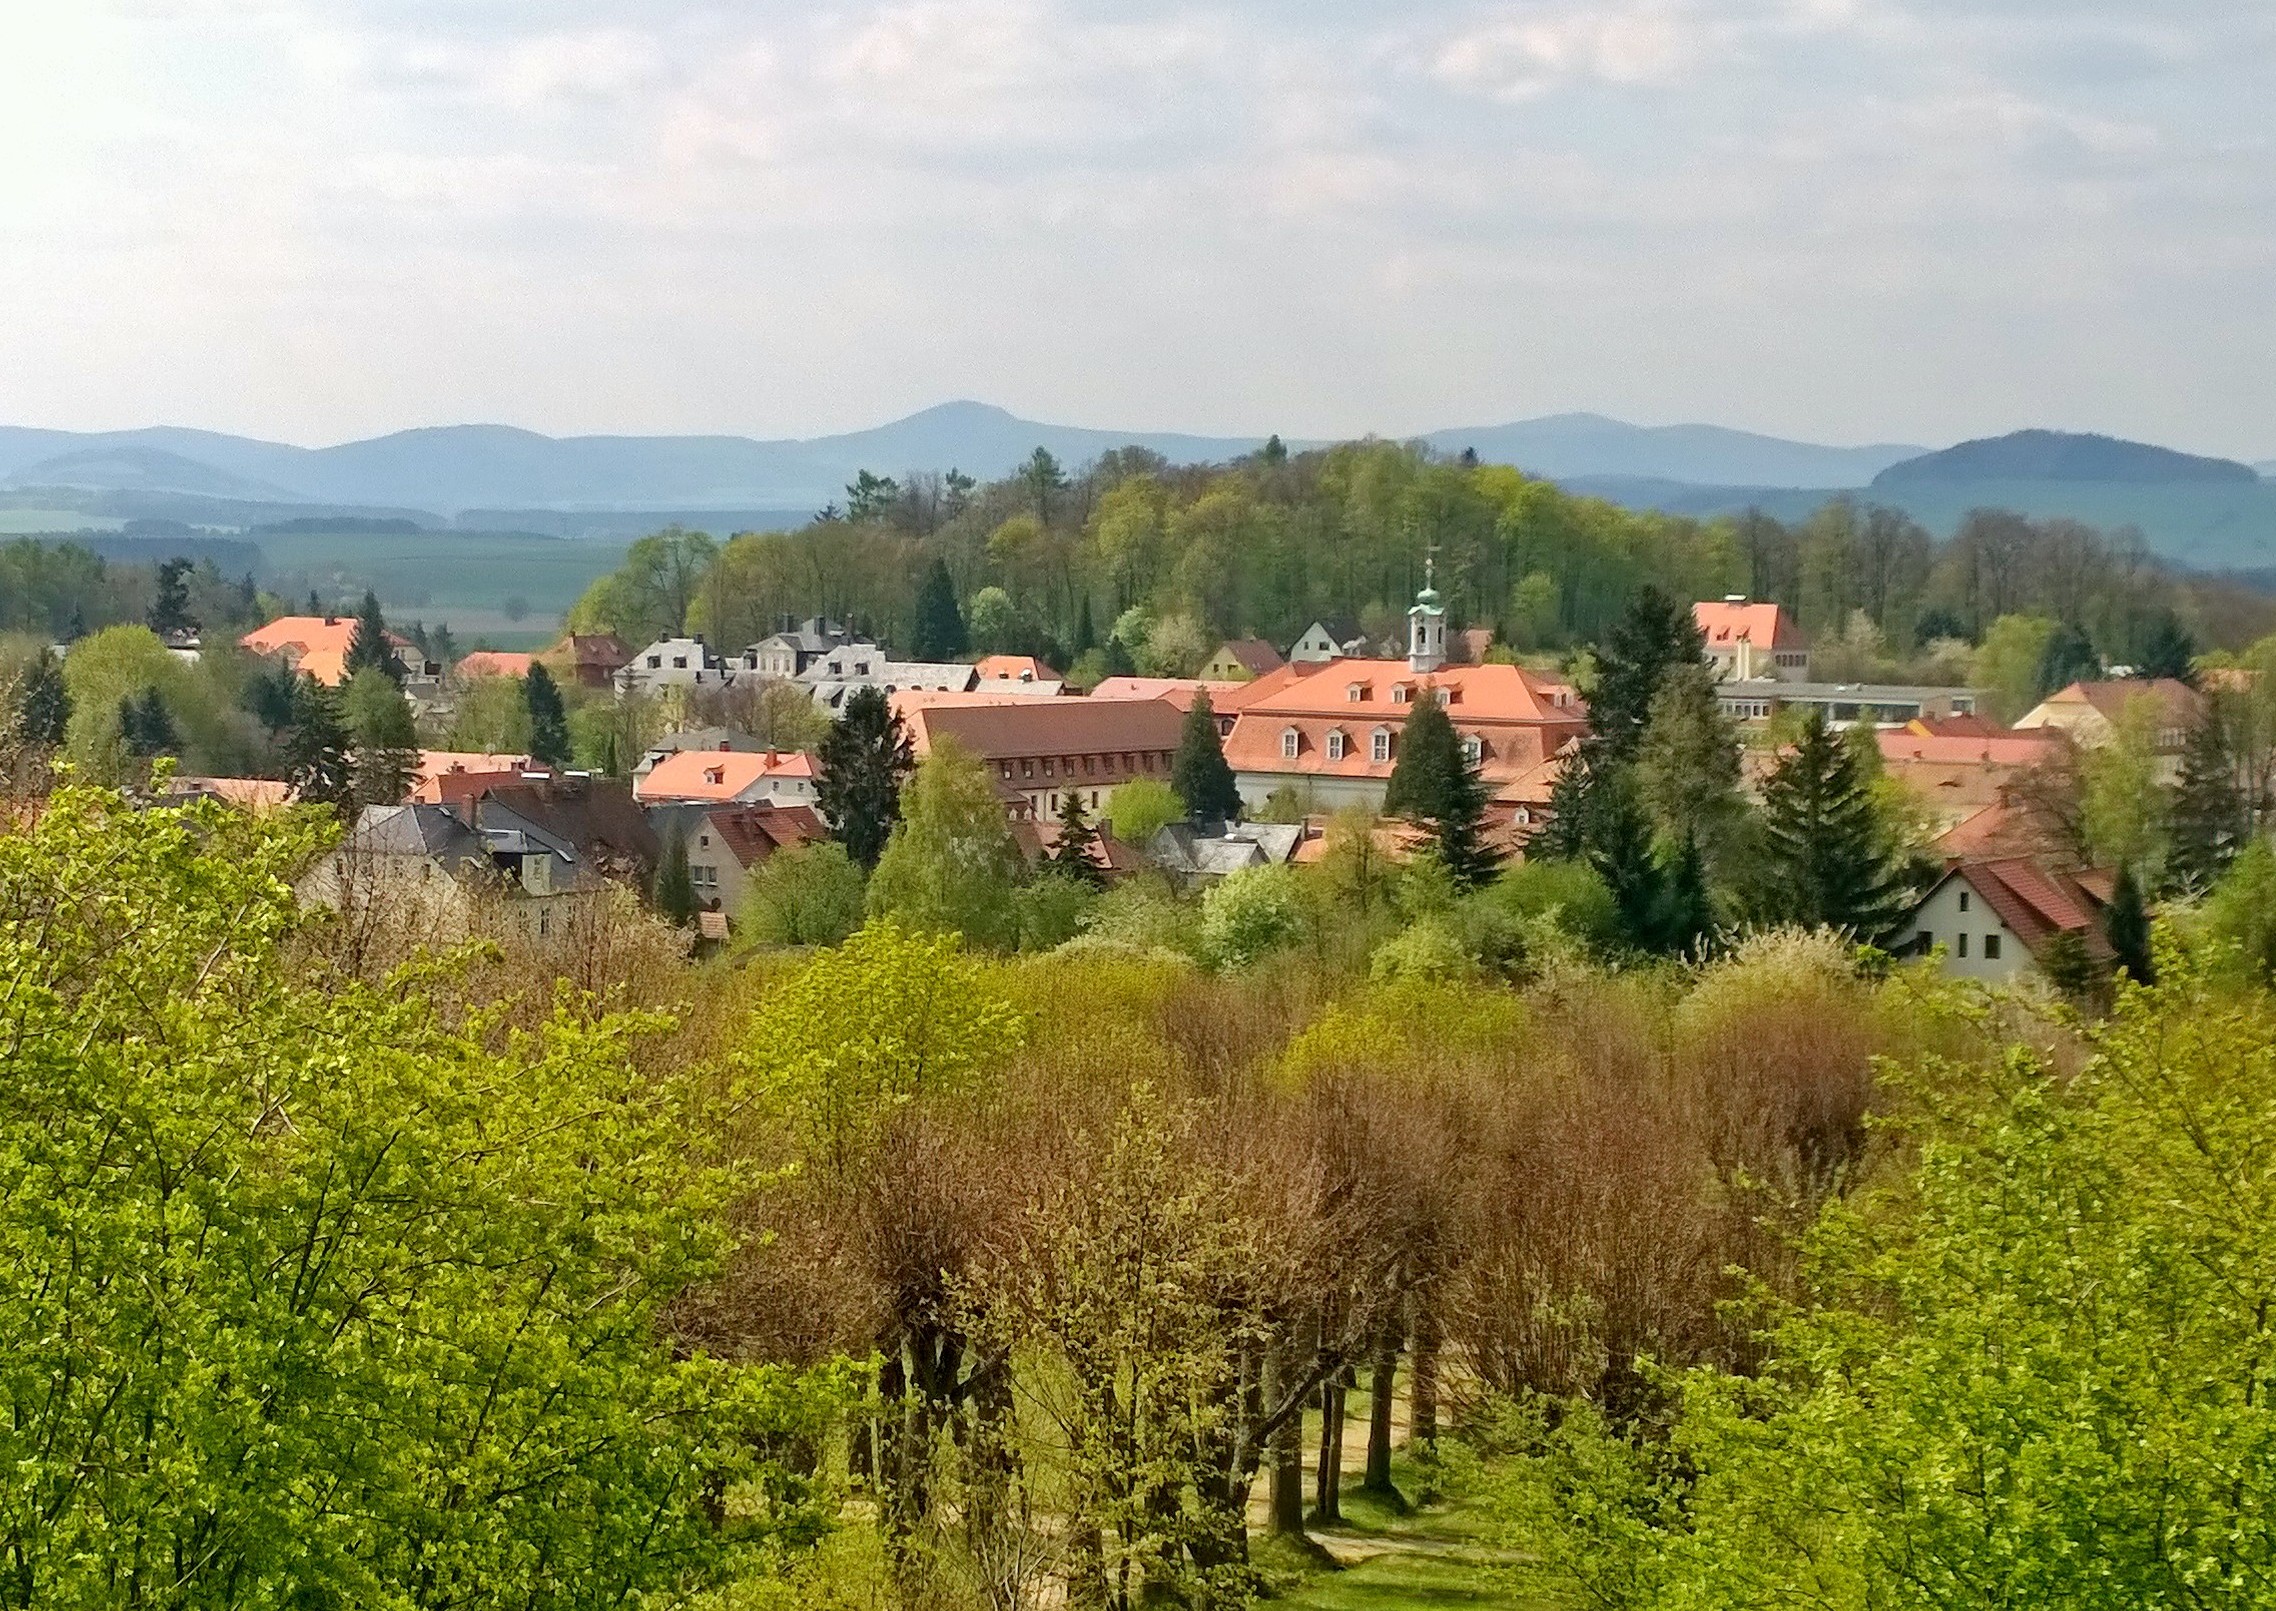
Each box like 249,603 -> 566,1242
1462,735 -> 1484,765
1281,728 -> 1301,759
1371,727 -> 1392,763
1391,686 -> 1410,706
1326,730 -> 1347,760
1346,683 -> 1365,702
705,767 -> 725,786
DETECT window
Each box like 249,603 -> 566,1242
1281,728 -> 1300,759
699,833 -> 711,847
1462,735 -> 1483,765
1959,890 -> 1970,913
1042,757 -> 1055,776
1371,728 -> 1391,763
1915,930 -> 1933,955
1984,933 -> 2003,960
1021,759 -> 1034,777
1392,685 -> 1410,705
1325,730 -> 1346,760
1957,933 -> 1969,958
647,655 -> 662,669
1142,753 -> 1155,772
1000,762 -> 1013,780
1083,755 -> 1096,774
672,656 -> 688,669
1346,683 -> 1365,702
692,864 -> 718,888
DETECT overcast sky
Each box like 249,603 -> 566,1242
2,0 -> 2269,457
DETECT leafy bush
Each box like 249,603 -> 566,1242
742,841 -> 867,948
1198,863 -> 1308,970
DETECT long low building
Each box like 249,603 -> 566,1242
903,697 -> 1187,821
1716,681 -> 1980,728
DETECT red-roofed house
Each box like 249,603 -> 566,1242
412,750 -> 554,809
1693,597 -> 1810,682
634,748 -> 819,807
645,803 -> 827,929
1224,661 -> 1585,818
902,697 -> 1187,822
1905,857 -> 2115,983
454,651 -> 535,681
1874,725 -> 2070,831
241,616 -> 441,691
973,653 -> 1062,685
2014,679 -> 2204,782
543,633 -> 635,690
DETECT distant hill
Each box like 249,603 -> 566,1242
0,402 -> 1923,515
1,445 -> 301,501
1875,430 -> 2259,487
1424,414 -> 1922,488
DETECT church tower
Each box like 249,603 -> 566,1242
1408,555 -> 1446,674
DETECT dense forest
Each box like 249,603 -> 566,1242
562,439 -> 2276,676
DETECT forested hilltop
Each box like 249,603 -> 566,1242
564,437 -> 2275,671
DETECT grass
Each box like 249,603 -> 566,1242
252,530 -> 628,637
1258,1444 -> 1541,1611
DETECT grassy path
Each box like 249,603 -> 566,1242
1256,1446 -> 1539,1611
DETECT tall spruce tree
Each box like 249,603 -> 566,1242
910,559 -> 969,661
344,590 -> 399,684
1582,763 -> 1667,952
2034,619 -> 2100,699
146,558 -> 195,637
816,685 -> 913,870
1173,691 -> 1242,824
14,652 -> 69,747
2134,612 -> 2197,684
654,828 -> 697,928
1652,828 -> 1714,957
1073,594 -> 1097,655
523,662 -> 572,767
1589,586 -> 1707,763
2104,862 -> 2155,983
283,676 -> 356,818
118,688 -> 179,759
2166,707 -> 2245,895
1383,688 -> 1498,888
1756,708 -> 1909,939
1047,788 -> 1108,890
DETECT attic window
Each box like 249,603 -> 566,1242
1281,728 -> 1301,759
1391,686 -> 1410,706
705,767 -> 724,786
1346,683 -> 1365,702
1325,730 -> 1347,760
1463,735 -> 1483,764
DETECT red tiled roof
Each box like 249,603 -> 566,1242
2039,678 -> 2204,725
974,653 -> 1061,682
1693,600 -> 1805,652
1087,677 -> 1247,714
454,651 -> 534,680
240,616 -> 417,687
906,697 -> 1186,760
1943,857 -> 2113,959
704,804 -> 827,869
1877,730 -> 2064,767
636,748 -> 817,802
546,633 -> 633,670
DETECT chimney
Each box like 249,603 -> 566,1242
1723,594 -> 1747,604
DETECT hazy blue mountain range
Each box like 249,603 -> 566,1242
0,401 -> 1922,515
1873,430 -> 2260,487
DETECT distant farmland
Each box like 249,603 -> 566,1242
252,529 -> 630,647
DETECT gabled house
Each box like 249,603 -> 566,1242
240,615 -> 443,694
634,747 -> 819,808
741,617 -> 855,679
472,776 -> 660,887
1200,639 -> 1286,682
800,645 -> 977,711
1693,597 -> 1810,682
2014,679 -> 2204,783
616,635 -> 736,696
973,653 -> 1062,685
1146,821 -> 1309,886
1904,858 -> 2116,983
544,633 -> 634,690
1288,617 -> 1368,665
453,650 -> 535,681
300,801 -> 595,943
633,727 -> 766,777
644,802 -> 828,930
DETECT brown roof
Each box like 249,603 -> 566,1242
1942,858 -> 2113,960
547,633 -> 634,671
1213,638 -> 1286,676
476,777 -> 660,876
907,697 -> 1186,760
2045,678 -> 2205,726
1011,818 -> 1146,876
705,804 -> 827,869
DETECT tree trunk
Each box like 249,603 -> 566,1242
1267,1342 -> 1306,1537
1363,1338 -> 1400,1498
1410,1301 -> 1440,1453
1308,1379 -> 1344,1526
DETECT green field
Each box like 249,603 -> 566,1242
251,529 -> 628,646
0,509 -> 124,534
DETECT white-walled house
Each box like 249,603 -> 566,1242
1903,858 -> 2115,983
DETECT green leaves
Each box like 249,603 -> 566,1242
0,785 -> 841,1606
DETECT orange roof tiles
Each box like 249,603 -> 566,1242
634,748 -> 817,803
1693,599 -> 1806,652
454,651 -> 535,680
1087,676 -> 1247,714
239,616 -> 415,687
974,653 -> 1061,682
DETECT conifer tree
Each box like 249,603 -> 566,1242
1589,586 -> 1707,763
283,676 -> 356,818
1047,788 -> 1108,890
654,828 -> 697,927
817,685 -> 913,870
1173,691 -> 1243,824
1652,828 -> 1714,957
343,668 -> 421,807
345,590 -> 399,684
2133,612 -> 2197,684
1383,688 -> 1497,889
2034,619 -> 2099,699
523,662 -> 571,767
1102,634 -> 1137,679
1074,593 -> 1097,655
117,687 -> 179,758
13,652 -> 69,748
1756,708 -> 1909,939
146,558 -> 195,637
2165,708 -> 2244,895
2104,862 -> 2155,984
910,559 -> 970,661
1581,763 -> 1666,952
